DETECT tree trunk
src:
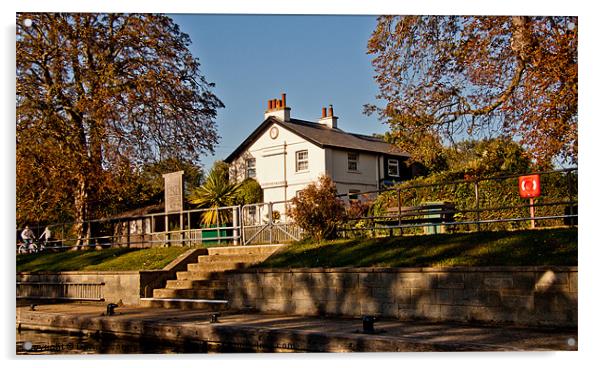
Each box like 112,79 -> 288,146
73,176 -> 88,247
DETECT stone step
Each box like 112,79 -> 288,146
153,288 -> 227,300
196,254 -> 270,264
140,298 -> 229,311
175,271 -> 225,281
207,244 -> 283,256
165,279 -> 227,289
187,261 -> 247,272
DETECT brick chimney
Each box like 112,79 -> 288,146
318,104 -> 338,129
264,93 -> 291,122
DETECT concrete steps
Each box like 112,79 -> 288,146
187,261 -> 246,272
153,288 -> 227,300
206,244 -> 282,256
175,271 -> 218,281
165,279 -> 227,289
139,298 -> 228,311
197,254 -> 271,264
144,244 -> 284,310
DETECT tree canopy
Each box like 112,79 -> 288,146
366,16 -> 577,167
16,13 -> 223,241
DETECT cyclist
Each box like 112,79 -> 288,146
20,226 -> 36,253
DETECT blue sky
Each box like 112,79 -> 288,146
169,14 -> 387,170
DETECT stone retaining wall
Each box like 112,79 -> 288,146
225,267 -> 577,327
17,271 -> 173,305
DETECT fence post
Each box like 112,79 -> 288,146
567,171 -> 575,226
233,206 -> 240,245
164,214 -> 169,247
180,211 -> 185,247
126,220 -> 130,248
268,202 -> 273,244
397,188 -> 402,230
474,181 -> 481,232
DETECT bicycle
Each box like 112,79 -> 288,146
17,240 -> 45,254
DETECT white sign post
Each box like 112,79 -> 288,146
163,171 -> 185,245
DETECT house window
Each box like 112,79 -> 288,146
387,159 -> 399,177
349,189 -> 360,200
347,152 -> 359,172
246,158 -> 256,178
296,150 -> 308,172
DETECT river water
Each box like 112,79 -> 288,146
16,329 -> 209,355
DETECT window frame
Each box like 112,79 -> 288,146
295,150 -> 309,172
387,158 -> 400,177
245,158 -> 256,178
347,152 -> 359,172
348,189 -> 361,201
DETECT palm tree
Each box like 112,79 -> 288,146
187,163 -> 241,226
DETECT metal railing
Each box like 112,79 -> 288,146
16,168 -> 577,249
16,205 -> 244,250
337,167 -> 577,237
241,201 -> 303,245
16,282 -> 105,301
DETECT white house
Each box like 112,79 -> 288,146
225,94 -> 415,215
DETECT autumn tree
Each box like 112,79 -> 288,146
112,157 -> 205,213
16,13 -> 223,243
287,175 -> 346,242
366,16 -> 577,168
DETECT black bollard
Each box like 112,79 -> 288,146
106,303 -> 118,316
362,315 -> 375,334
210,313 -> 220,323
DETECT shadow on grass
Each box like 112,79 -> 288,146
259,228 -> 578,268
16,248 -> 138,272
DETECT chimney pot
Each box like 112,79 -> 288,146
322,107 -> 327,118
282,93 -> 287,108
269,100 -> 273,110
328,105 -> 334,117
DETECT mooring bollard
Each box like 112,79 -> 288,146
362,315 -> 375,334
106,303 -> 118,316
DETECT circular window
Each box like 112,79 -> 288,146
269,126 -> 279,139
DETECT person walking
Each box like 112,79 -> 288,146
39,226 -> 51,248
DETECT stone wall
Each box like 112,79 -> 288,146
17,271 -> 173,305
225,267 -> 577,327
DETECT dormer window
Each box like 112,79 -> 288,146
347,152 -> 359,172
387,159 -> 399,177
246,158 -> 256,178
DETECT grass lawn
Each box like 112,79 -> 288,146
259,227 -> 577,268
16,246 -> 194,272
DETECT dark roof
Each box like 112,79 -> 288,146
225,116 -> 409,163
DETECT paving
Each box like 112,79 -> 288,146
16,303 -> 578,353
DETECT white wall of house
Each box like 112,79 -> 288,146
325,148 -> 380,195
229,123 -> 326,205
228,121 -> 406,219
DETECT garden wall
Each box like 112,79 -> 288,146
225,266 -> 577,327
16,270 -> 173,305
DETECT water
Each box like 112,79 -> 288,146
16,329 -> 209,355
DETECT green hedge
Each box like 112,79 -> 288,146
354,170 -> 577,235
